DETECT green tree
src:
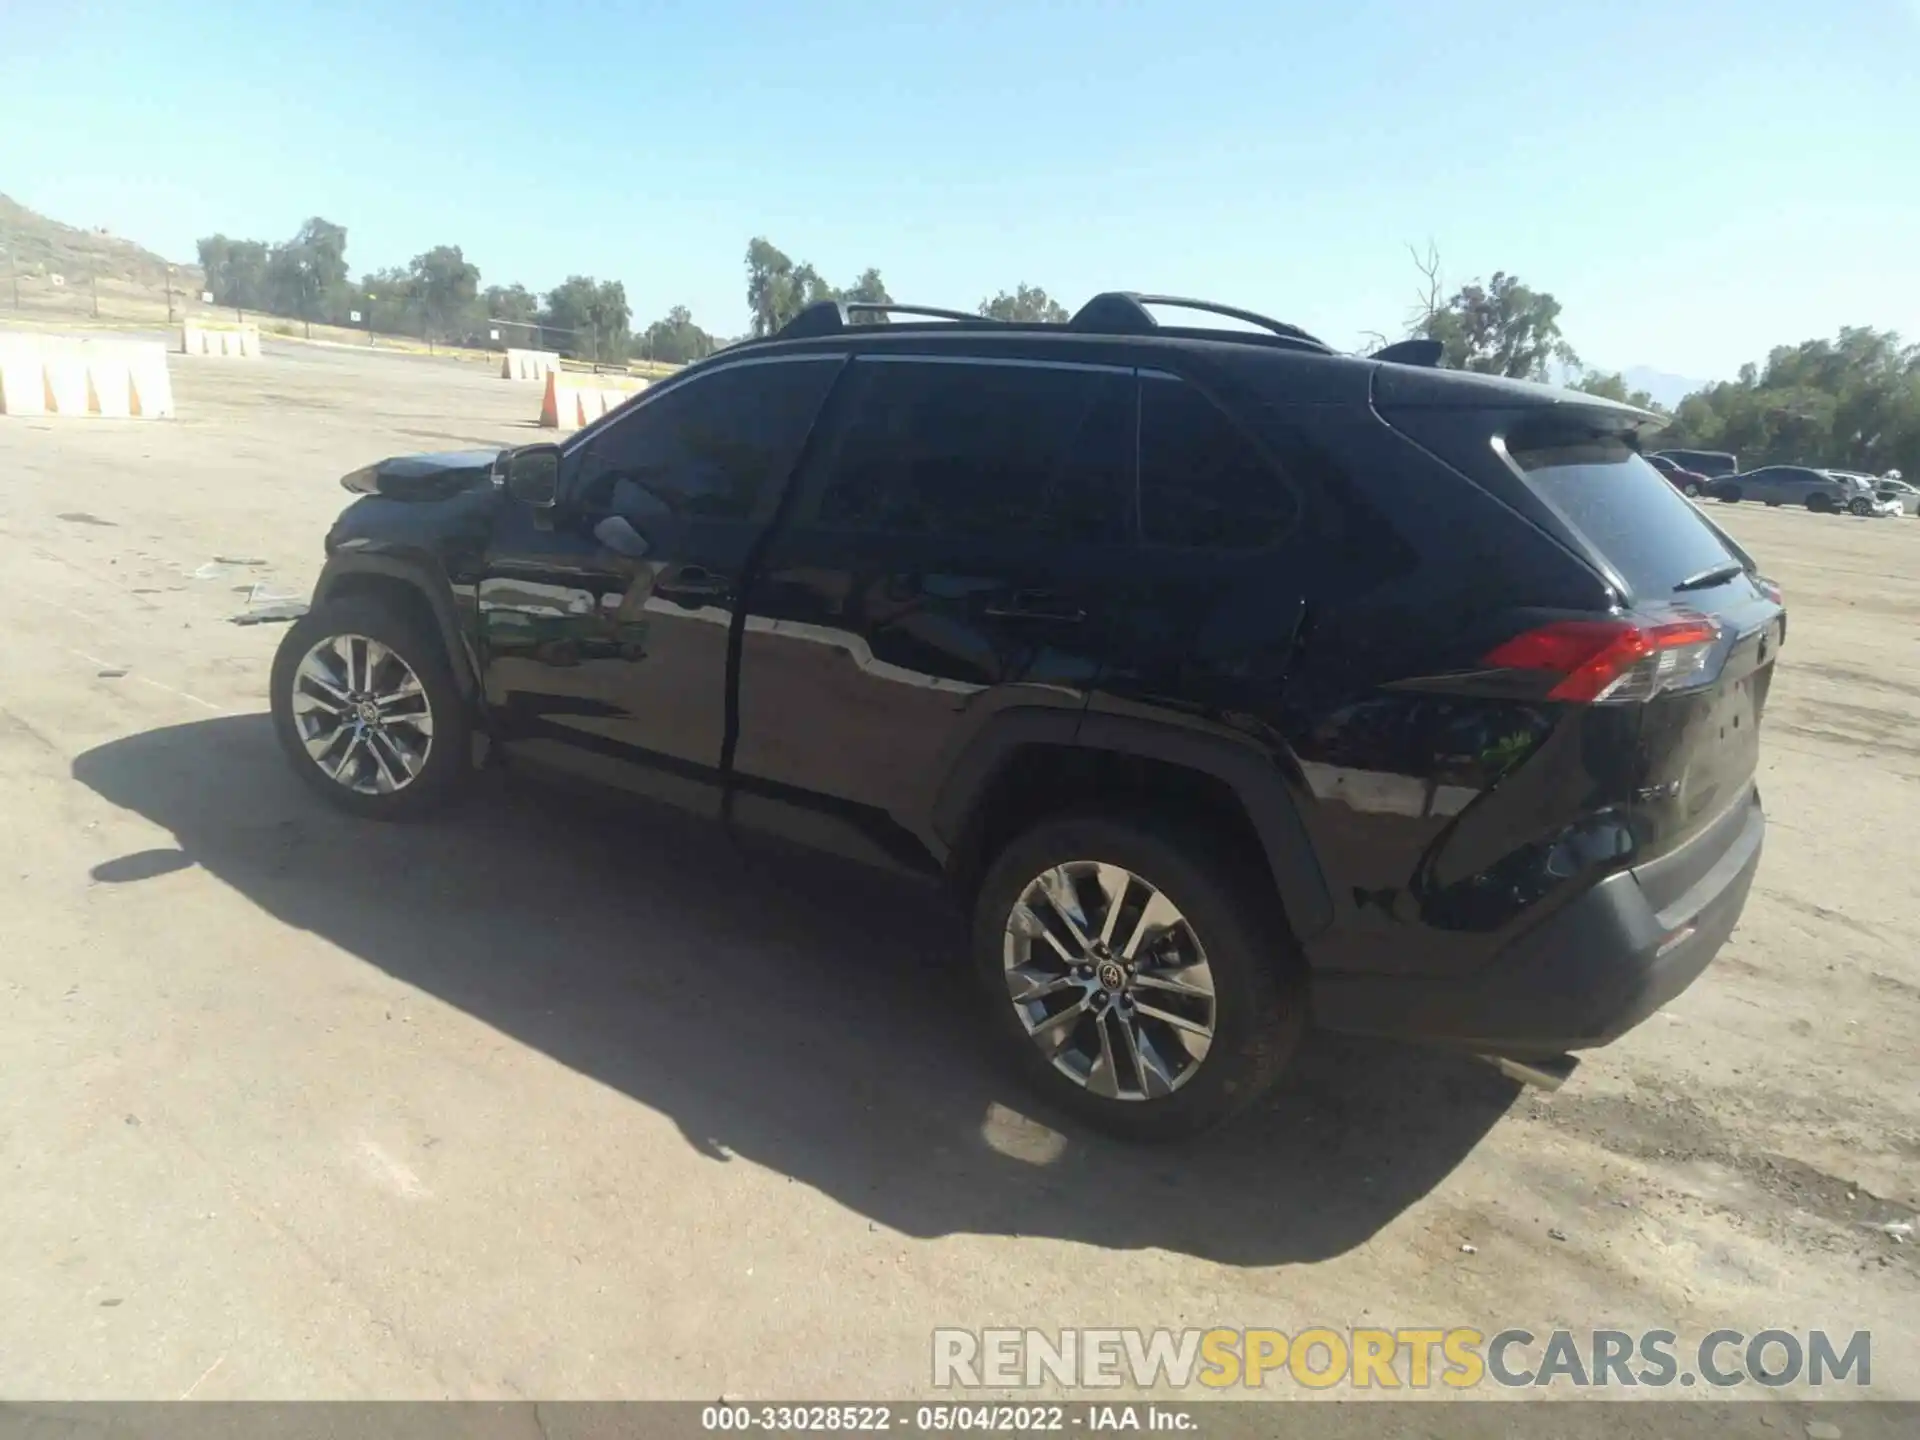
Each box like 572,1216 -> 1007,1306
839,266 -> 892,323
744,238 -> 890,334
484,283 -> 539,326
1572,371 -> 1659,410
638,305 -> 716,364
357,267 -> 416,335
542,275 -> 631,362
745,237 -> 802,337
262,216 -> 350,336
195,235 -> 270,311
408,244 -> 481,343
979,284 -> 1070,324
1660,327 -> 1919,478
1420,270 -> 1579,380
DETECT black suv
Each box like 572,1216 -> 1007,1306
270,293 -> 1783,1140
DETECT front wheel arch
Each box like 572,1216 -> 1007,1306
315,555 -> 478,699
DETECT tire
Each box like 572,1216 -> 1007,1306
269,595 -> 473,820
1807,495 -> 1830,513
1765,500 -> 1781,507
971,812 -> 1305,1141
1683,483 -> 1703,498
1849,497 -> 1872,516
1718,486 -> 1742,503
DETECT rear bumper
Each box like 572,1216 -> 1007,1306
1312,791 -> 1764,1059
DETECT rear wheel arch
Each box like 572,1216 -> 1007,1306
934,713 -> 1334,944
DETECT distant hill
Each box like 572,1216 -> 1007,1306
0,192 -> 200,290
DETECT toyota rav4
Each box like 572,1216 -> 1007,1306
270,293 -> 1783,1140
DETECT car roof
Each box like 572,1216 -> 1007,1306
707,292 -> 1654,420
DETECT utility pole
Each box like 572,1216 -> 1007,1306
165,265 -> 176,323
2,247 -> 16,309
90,271 -> 100,319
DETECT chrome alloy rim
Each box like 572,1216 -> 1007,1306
290,633 -> 434,795
1002,862 -> 1217,1101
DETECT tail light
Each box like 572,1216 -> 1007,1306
1482,615 -> 1723,703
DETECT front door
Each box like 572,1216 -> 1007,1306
730,353 -> 1137,871
479,354 -> 843,815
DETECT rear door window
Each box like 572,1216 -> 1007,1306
1507,438 -> 1741,599
1137,375 -> 1298,549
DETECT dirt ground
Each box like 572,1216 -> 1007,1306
0,341 -> 1914,1407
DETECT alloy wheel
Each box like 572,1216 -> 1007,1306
1001,861 -> 1217,1101
290,633 -> 435,795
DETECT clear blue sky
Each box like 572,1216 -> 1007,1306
4,0 -> 1916,380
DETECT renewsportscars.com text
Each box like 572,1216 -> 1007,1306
932,1327 -> 1873,1391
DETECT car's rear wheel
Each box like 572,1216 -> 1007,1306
1807,494 -> 1831,513
1718,485 -> 1743,503
270,596 -> 472,820
1683,482 -> 1703,498
972,813 -> 1304,1141
1849,496 -> 1873,516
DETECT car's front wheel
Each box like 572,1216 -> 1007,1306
1718,485 -> 1743,503
972,814 -> 1304,1141
1849,496 -> 1873,516
269,596 -> 472,819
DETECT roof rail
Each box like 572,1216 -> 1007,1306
767,291 -> 1344,356
1069,292 -> 1332,351
775,300 -> 996,339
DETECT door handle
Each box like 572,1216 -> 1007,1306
655,566 -> 729,608
984,591 -> 1086,623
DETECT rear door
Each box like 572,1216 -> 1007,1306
1091,370 -> 1311,722
1503,435 -> 1784,865
731,352 -> 1135,871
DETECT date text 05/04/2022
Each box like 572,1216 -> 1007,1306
700,1404 -> 1197,1432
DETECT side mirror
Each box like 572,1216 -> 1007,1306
504,445 -> 561,508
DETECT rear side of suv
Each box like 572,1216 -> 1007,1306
271,294 -> 1781,1139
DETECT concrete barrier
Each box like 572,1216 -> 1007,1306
181,322 -> 261,357
537,370 -> 648,430
502,347 -> 562,381
126,344 -> 177,417
0,336 -> 46,416
0,335 -> 175,419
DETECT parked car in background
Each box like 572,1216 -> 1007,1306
1866,474 -> 1917,514
1655,449 -> 1739,479
1712,465 -> 1879,514
1645,453 -> 1712,497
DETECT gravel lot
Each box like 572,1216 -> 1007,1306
1,343 -> 1914,1405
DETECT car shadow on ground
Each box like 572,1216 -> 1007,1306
73,714 -> 1520,1267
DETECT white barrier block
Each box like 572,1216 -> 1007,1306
0,336 -> 45,416
503,347 -> 561,380
126,343 -> 175,418
42,346 -> 91,415
84,346 -> 133,417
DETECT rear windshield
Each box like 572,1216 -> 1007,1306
1508,439 -> 1741,600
